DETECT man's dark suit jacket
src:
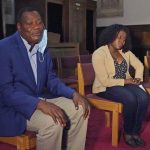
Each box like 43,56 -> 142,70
0,32 -> 75,136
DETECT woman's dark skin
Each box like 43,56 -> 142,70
108,30 -> 141,85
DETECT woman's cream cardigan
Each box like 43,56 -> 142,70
92,45 -> 144,94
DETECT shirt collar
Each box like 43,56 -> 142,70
20,36 -> 39,55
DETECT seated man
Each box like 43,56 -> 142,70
0,7 -> 90,150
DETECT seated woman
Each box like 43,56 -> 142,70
92,24 -> 149,148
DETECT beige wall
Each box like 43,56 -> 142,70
96,0 -> 150,27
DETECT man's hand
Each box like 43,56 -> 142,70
72,92 -> 90,119
37,100 -> 67,127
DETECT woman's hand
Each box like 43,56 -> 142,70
133,78 -> 141,84
124,78 -> 141,85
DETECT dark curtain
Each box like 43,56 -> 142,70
47,3 -> 63,41
86,10 -> 94,53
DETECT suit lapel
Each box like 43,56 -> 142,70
15,32 -> 36,87
36,51 -> 43,90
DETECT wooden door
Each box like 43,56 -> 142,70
68,0 -> 86,53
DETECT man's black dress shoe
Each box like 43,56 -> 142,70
133,136 -> 145,147
124,134 -> 138,148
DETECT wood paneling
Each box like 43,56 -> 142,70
47,0 -> 96,54
48,42 -> 79,57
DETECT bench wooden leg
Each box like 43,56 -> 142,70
17,136 -> 26,150
105,112 -> 111,127
111,110 -> 119,147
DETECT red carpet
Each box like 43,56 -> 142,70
85,107 -> 150,150
1,107 -> 150,150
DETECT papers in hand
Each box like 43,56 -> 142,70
139,84 -> 146,92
